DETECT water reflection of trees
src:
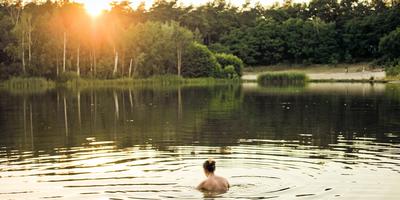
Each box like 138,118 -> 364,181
0,85 -> 243,153
0,83 -> 400,156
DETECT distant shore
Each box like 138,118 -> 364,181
242,63 -> 392,83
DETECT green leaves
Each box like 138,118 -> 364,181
182,42 -> 220,78
215,53 -> 244,76
221,17 -> 339,65
379,27 -> 400,59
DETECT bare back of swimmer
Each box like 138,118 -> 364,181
197,159 -> 229,193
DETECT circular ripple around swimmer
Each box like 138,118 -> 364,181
1,138 -> 400,200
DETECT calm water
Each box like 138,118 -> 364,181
0,83 -> 400,199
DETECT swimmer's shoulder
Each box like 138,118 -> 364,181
197,179 -> 207,190
215,175 -> 229,188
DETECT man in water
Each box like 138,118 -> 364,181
197,159 -> 229,193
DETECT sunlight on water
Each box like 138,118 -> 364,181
0,83 -> 400,199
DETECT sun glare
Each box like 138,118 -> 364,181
79,0 -> 110,17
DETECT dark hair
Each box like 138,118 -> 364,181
203,159 -> 216,173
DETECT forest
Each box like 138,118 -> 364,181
0,0 -> 400,80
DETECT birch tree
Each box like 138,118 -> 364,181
171,21 -> 193,77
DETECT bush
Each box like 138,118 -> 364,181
223,65 -> 239,79
215,53 -> 244,76
387,66 -> 400,76
386,60 -> 400,76
182,42 -> 221,78
257,72 -> 308,86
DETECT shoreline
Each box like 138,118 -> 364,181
241,64 -> 398,83
0,76 -> 240,91
1,68 -> 399,92
242,72 -> 389,83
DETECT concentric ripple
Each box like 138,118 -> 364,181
1,136 -> 400,200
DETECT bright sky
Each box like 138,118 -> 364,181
75,0 -> 309,17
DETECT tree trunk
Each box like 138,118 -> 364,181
8,6 -> 21,25
56,53 -> 59,76
89,51 -> 93,75
63,32 -> 66,73
28,17 -> 32,66
21,30 -> 25,73
113,51 -> 118,77
128,58 -> 133,78
76,46 -> 80,76
177,46 -> 182,77
93,49 -> 97,76
121,55 -> 125,76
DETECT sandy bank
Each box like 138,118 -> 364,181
242,71 -> 386,82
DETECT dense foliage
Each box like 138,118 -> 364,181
0,0 -> 399,80
215,53 -> 244,76
182,42 -> 221,77
0,1 -> 242,80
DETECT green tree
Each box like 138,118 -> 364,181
220,27 -> 259,65
215,53 -> 244,76
171,21 -> 193,77
379,27 -> 400,59
182,42 -> 220,77
308,0 -> 340,22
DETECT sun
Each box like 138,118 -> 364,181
78,0 -> 111,17
86,4 -> 103,17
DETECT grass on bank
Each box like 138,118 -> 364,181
257,72 -> 309,86
63,75 -> 239,89
0,74 -> 240,91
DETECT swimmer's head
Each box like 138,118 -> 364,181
203,158 -> 216,174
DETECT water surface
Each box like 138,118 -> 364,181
0,83 -> 400,199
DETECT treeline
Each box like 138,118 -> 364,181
1,0 -> 400,80
134,0 -> 400,66
0,0 -> 243,80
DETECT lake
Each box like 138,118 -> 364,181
0,83 -> 400,199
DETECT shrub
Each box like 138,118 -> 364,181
386,63 -> 400,77
257,72 -> 308,86
182,42 -> 221,78
387,66 -> 400,76
215,53 -> 244,76
223,65 -> 239,79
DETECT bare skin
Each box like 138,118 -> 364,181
197,170 -> 229,193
